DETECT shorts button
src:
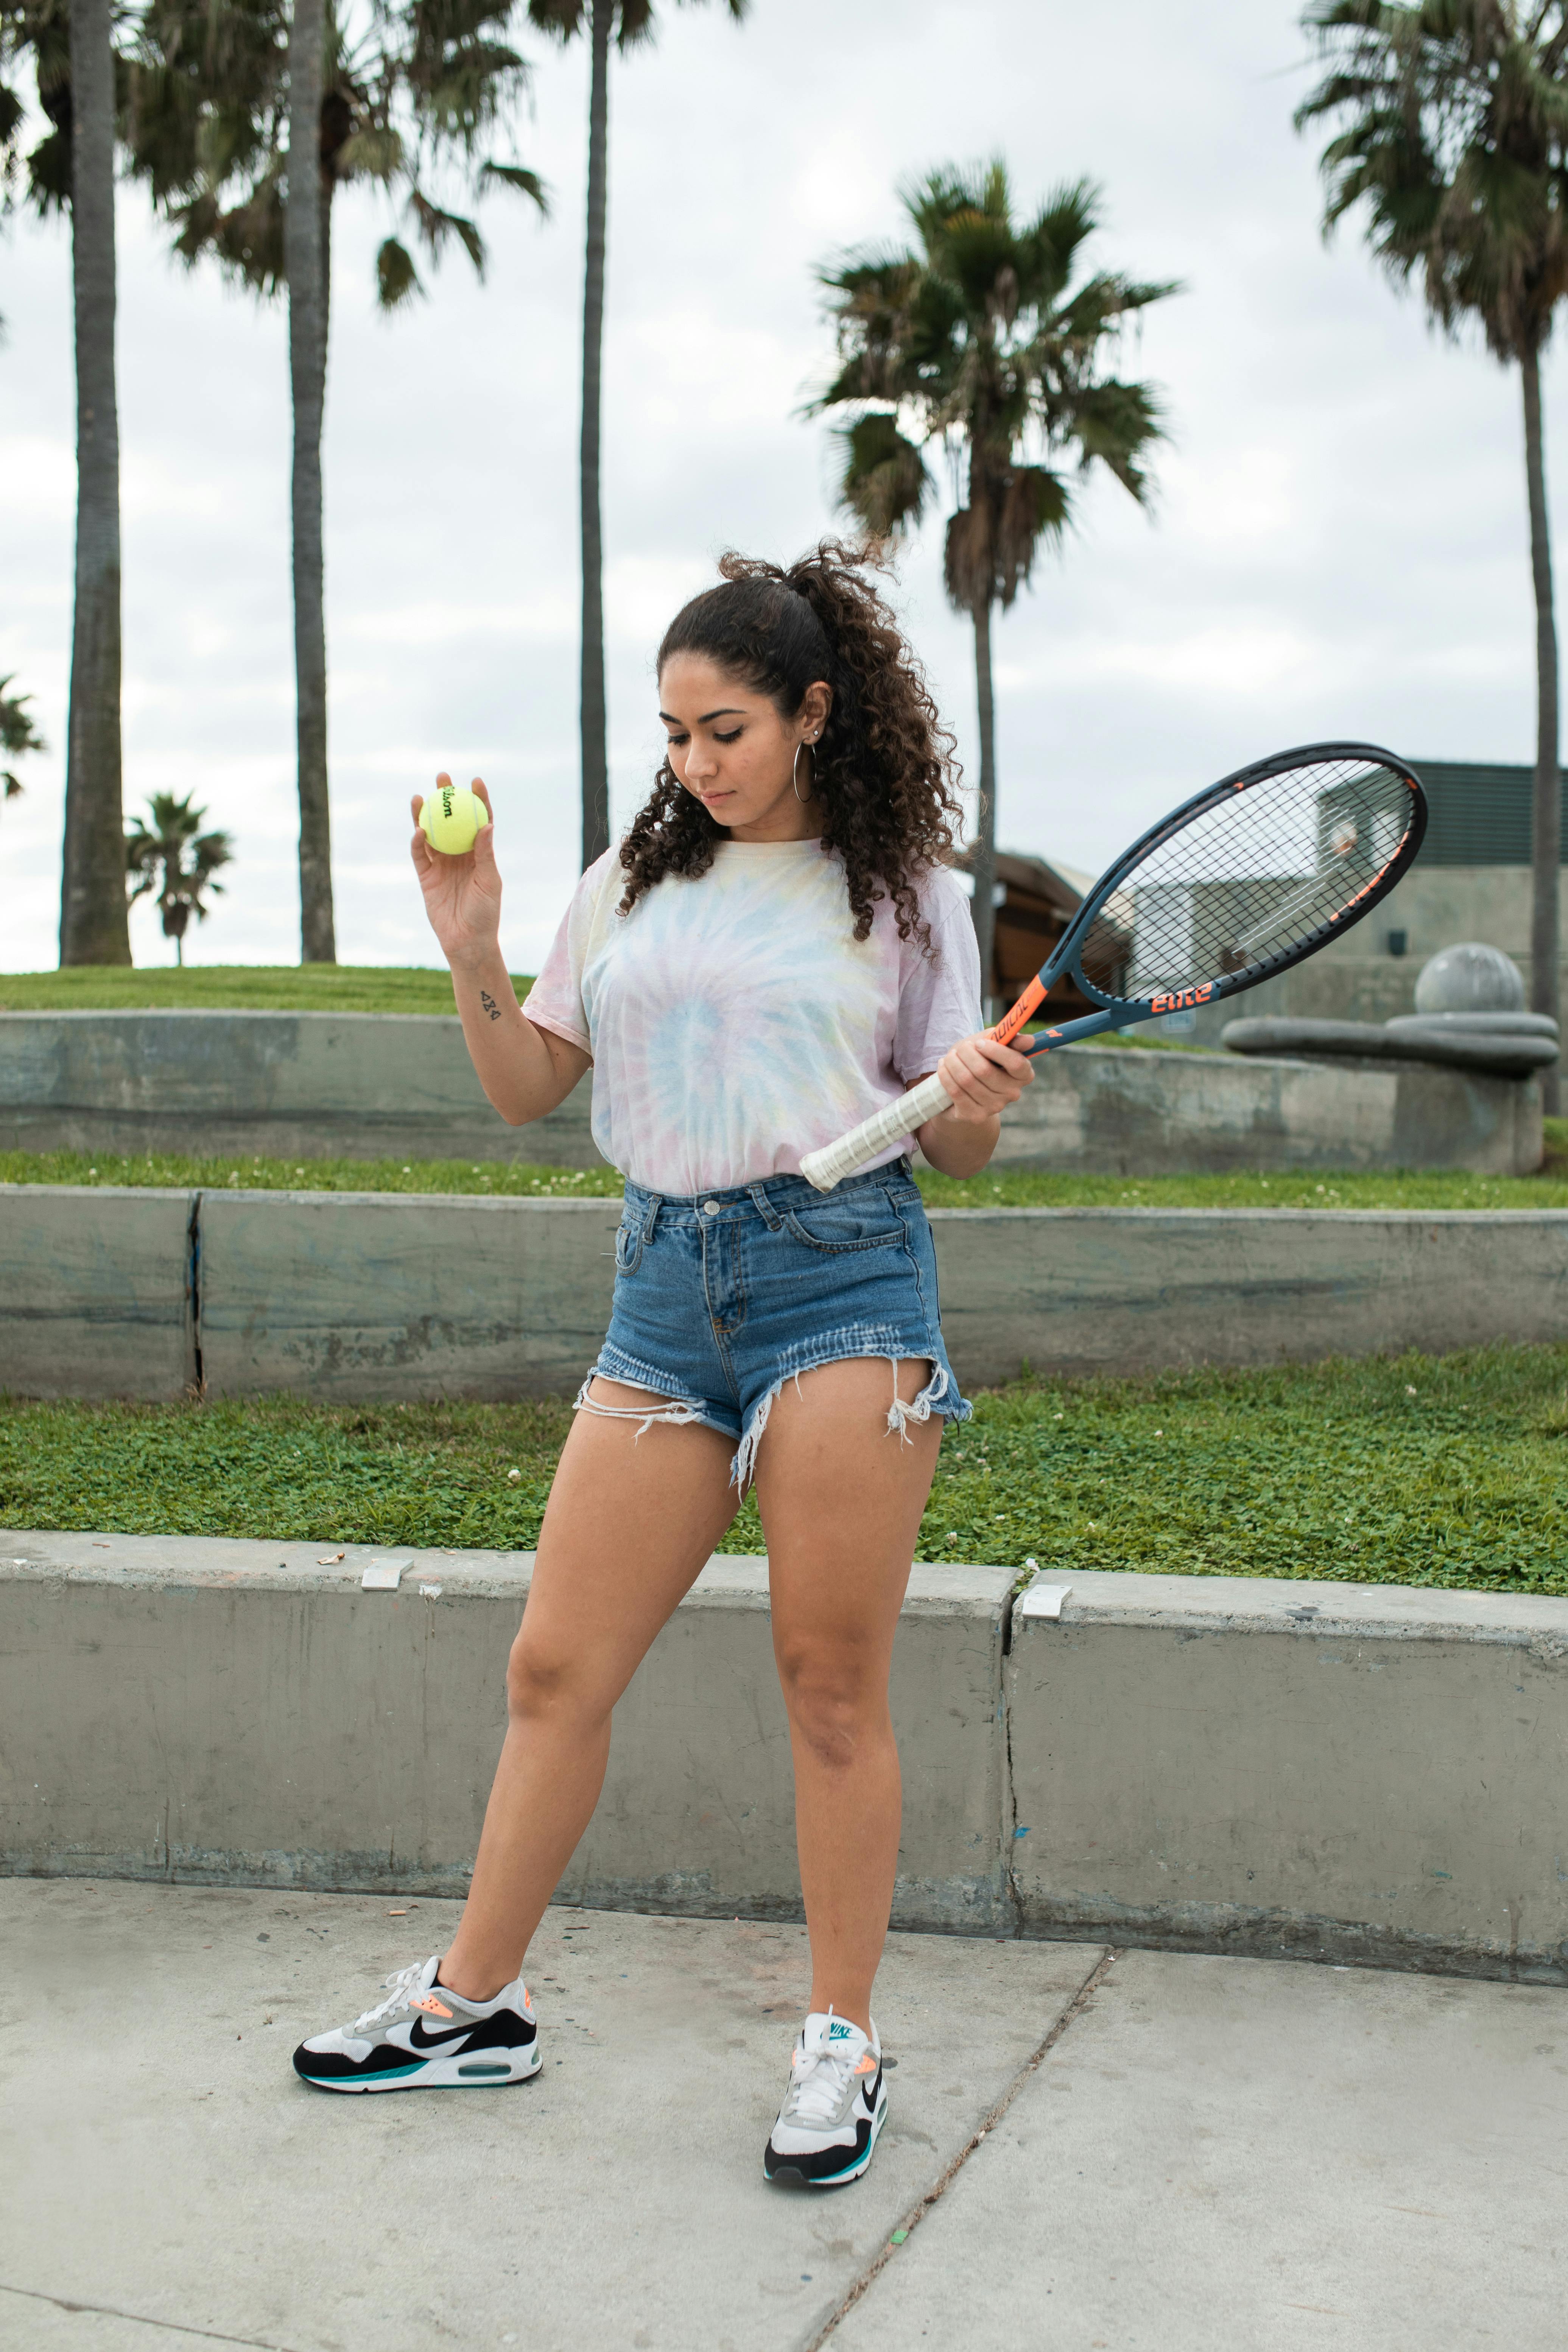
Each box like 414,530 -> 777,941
702,1200 -> 720,1216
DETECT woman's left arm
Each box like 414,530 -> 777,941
913,1033 -> 1035,1178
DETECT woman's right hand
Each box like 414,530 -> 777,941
410,774 -> 501,971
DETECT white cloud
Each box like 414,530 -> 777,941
1,0 -> 1560,972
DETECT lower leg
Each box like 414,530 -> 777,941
440,1382 -> 738,2001
754,1357 -> 944,2039
789,1697 -> 903,2033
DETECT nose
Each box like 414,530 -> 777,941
685,737 -> 719,783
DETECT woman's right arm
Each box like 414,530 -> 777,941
411,775 -> 592,1126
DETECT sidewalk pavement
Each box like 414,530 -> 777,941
7,1880 -> 1564,2352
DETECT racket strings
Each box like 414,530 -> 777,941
1076,759 -> 1418,1003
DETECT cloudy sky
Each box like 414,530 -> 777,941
0,0 -> 1547,974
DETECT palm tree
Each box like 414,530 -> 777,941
814,163 -> 1176,998
126,790 -> 234,963
526,0 -> 747,869
1,0 -> 132,961
125,0 -> 546,961
1297,0 -> 1568,1111
1,674 -> 46,805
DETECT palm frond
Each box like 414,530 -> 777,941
483,158 -> 547,211
376,233 -> 422,307
833,412 -> 932,539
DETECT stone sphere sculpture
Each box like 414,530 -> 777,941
1413,942 -> 1526,1016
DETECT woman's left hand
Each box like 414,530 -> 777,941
933,1031 -> 1035,1124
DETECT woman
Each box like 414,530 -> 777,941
293,543 -> 1032,2188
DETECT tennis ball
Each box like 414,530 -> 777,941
420,782 -> 486,855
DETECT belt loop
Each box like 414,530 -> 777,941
642,1192 -> 662,1243
747,1181 -> 784,1231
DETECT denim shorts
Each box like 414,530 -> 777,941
578,1156 -> 972,1486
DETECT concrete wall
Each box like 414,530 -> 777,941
5,1532 -> 1564,1983
1006,1570 -> 1568,1982
6,1185 -> 1567,1400
0,1010 -> 602,1166
0,1534 -> 1011,1938
1010,1046 -> 1542,1175
0,1012 -> 1542,1177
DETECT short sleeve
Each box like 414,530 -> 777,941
523,849 -> 620,1053
893,870 -> 983,1082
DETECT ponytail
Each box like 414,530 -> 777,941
618,539 -> 962,945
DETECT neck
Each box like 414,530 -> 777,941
727,793 -> 822,845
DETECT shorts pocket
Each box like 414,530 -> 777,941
614,1218 -> 646,1276
781,1202 -> 906,1254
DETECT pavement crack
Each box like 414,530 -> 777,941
0,2279 -> 306,2352
801,1945 -> 1121,2352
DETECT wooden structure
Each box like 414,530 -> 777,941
954,847 -> 1127,1017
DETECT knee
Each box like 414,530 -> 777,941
776,1643 -> 889,1772
506,1628 -> 607,1732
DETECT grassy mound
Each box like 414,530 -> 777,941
4,1346 -> 1563,1597
0,966 -> 534,1015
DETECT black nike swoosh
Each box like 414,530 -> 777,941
407,2015 -> 473,2051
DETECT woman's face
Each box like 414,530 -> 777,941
657,654 -> 830,843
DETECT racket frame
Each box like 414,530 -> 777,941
799,741 -> 1427,1191
991,739 -> 1428,1058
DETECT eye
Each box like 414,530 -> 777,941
663,731 -> 689,748
714,727 -> 743,744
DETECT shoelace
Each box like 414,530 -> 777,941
350,1960 -> 427,2035
783,2018 -> 868,2127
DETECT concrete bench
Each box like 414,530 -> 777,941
4,1532 -> 1565,1984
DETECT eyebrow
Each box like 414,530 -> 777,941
658,707 -> 747,725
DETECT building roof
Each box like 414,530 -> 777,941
1411,761 -> 1568,865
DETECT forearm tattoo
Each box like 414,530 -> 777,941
479,990 -> 501,1023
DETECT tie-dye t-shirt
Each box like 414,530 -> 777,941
524,839 -> 982,1196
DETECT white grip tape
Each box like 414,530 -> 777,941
799,1070 -> 954,1192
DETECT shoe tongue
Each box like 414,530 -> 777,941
804,2009 -> 866,2056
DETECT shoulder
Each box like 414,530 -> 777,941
914,863 -> 974,928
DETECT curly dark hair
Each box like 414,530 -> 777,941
618,540 -> 963,947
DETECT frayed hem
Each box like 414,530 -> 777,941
731,1351 -> 967,1492
573,1372 -> 717,1445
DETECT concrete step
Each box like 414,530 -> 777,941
6,1183 -> 1567,1400
5,1533 -> 1566,1983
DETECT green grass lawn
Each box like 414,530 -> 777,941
0,965 -> 534,1015
3,1346 -> 1564,1597
6,1126 -> 1568,1209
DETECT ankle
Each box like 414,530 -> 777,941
438,1949 -> 514,2005
808,1997 -> 874,2039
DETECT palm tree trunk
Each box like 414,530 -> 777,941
287,0 -> 336,963
969,593 -> 998,1015
577,0 -> 612,871
1523,346 -> 1561,1114
59,0 -> 130,966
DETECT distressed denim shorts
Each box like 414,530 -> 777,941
577,1156 -> 972,1487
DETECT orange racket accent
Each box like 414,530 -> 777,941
990,974 -> 1046,1051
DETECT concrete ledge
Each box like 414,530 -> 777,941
0,1012 -> 1540,1176
3,1533 -> 1564,1981
1002,1045 -> 1543,1175
0,1532 -> 1012,1937
1007,1568 -> 1568,1984
0,1009 -> 601,1167
5,1187 -> 1567,1400
930,1204 -> 1568,1384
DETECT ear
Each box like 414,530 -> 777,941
800,679 -> 833,738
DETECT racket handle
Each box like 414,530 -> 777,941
800,1071 -> 953,1192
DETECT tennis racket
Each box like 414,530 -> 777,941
799,741 -> 1427,1192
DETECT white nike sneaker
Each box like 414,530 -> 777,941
763,2008 -> 888,2187
293,1954 -> 540,2092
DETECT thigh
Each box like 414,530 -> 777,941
518,1378 -> 740,1710
752,1358 -> 942,1670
